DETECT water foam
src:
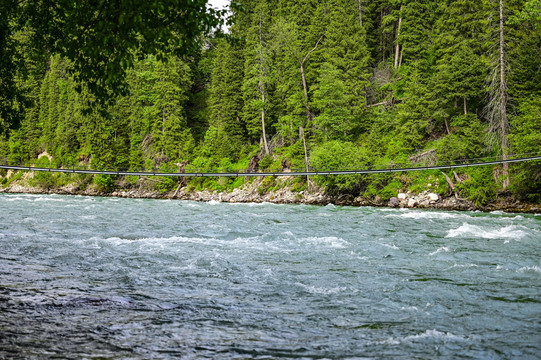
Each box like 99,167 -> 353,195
446,263 -> 478,270
392,211 -> 461,220
517,266 -> 541,273
299,236 -> 349,249
403,329 -> 470,342
446,223 -> 528,239
429,247 -> 450,256
296,282 -> 347,295
2,196 -> 26,202
376,329 -> 471,345
33,196 -> 66,202
91,235 -> 205,248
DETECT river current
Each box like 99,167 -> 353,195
0,193 -> 540,359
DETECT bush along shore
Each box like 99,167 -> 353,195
1,168 -> 539,214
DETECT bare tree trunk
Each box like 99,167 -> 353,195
297,34 -> 324,171
300,62 -> 310,126
394,5 -> 403,69
499,0 -> 509,188
463,97 -> 467,115
442,172 -> 459,199
260,87 -> 269,155
299,126 -> 309,170
299,63 -> 311,172
258,10 -> 270,155
444,118 -> 451,135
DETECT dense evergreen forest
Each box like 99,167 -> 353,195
1,0 -> 540,204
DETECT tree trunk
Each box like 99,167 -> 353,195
258,9 -> 270,155
300,126 -> 309,172
463,97 -> 467,115
394,5 -> 403,69
296,34 -> 324,171
499,0 -> 509,188
260,86 -> 269,155
300,62 -> 310,126
444,118 -> 451,135
299,64 -> 310,172
357,0 -> 363,27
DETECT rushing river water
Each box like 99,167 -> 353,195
0,193 -> 540,359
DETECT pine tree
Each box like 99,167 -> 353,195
208,39 -> 245,160
311,63 -> 351,141
325,0 -> 371,132
242,0 -> 273,154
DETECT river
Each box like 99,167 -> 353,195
0,193 -> 540,359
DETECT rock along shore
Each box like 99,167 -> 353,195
1,180 -> 540,214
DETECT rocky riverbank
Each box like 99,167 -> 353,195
1,177 -> 540,213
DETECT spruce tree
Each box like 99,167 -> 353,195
242,0 -> 274,154
325,0 -> 372,132
208,39 -> 246,160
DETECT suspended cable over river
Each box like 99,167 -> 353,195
1,155 -> 540,178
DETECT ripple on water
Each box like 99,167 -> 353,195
387,210 -> 463,220
1,194 -> 540,359
374,329 -> 475,346
429,247 -> 451,256
445,223 -> 528,239
294,236 -> 349,249
517,266 -> 541,273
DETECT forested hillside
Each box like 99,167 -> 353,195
1,0 -> 540,204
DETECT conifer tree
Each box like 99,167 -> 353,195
208,39 -> 246,160
486,0 -> 511,188
150,58 -> 194,163
311,63 -> 351,141
42,56 -> 63,153
242,0 -> 273,154
325,0 -> 371,132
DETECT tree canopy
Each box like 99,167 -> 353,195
1,0 -> 540,203
0,0 -> 226,132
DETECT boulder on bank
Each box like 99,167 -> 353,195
397,193 -> 408,200
388,197 -> 400,208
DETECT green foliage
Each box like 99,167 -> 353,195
508,96 -> 541,201
72,173 -> 93,191
311,63 -> 352,141
433,114 -> 487,162
407,171 -> 448,195
381,179 -> 403,200
457,167 -> 498,206
310,141 -> 370,193
2,0 -> 225,127
155,177 -> 177,194
1,0 -> 540,205
258,155 -> 273,170
1,171 -> 23,187
94,174 -> 117,192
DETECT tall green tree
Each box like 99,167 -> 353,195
208,39 -> 246,160
1,0 -> 225,134
325,0 -> 371,132
242,0 -> 274,154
